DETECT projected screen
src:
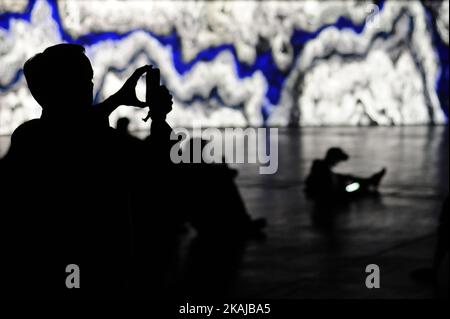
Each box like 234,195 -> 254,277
0,0 -> 448,134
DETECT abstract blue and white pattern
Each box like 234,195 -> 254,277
0,0 -> 448,134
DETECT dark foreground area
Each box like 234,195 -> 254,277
0,126 -> 448,299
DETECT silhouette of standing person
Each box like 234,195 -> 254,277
0,44 -> 173,298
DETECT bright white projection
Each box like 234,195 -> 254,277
0,0 -> 448,135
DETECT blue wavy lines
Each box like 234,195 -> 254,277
436,43 -> 449,118
0,0 -> 448,122
0,0 -> 369,113
0,0 -> 35,30
430,19 -> 449,118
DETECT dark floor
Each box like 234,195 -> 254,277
232,126 -> 448,299
0,126 -> 448,298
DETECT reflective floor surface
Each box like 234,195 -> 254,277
0,126 -> 448,298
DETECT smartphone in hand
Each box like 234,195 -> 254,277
146,68 -> 160,104
142,67 -> 161,122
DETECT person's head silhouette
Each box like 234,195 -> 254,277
325,147 -> 349,167
23,44 -> 94,118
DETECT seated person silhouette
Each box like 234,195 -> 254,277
304,147 -> 386,201
0,44 -> 173,297
179,138 -> 266,240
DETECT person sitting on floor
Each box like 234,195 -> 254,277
305,147 -> 386,201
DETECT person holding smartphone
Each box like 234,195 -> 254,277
304,147 -> 386,201
0,43 -> 173,297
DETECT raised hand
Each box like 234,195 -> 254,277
95,65 -> 173,123
112,65 -> 152,108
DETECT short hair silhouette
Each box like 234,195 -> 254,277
23,44 -> 94,111
325,147 -> 349,163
